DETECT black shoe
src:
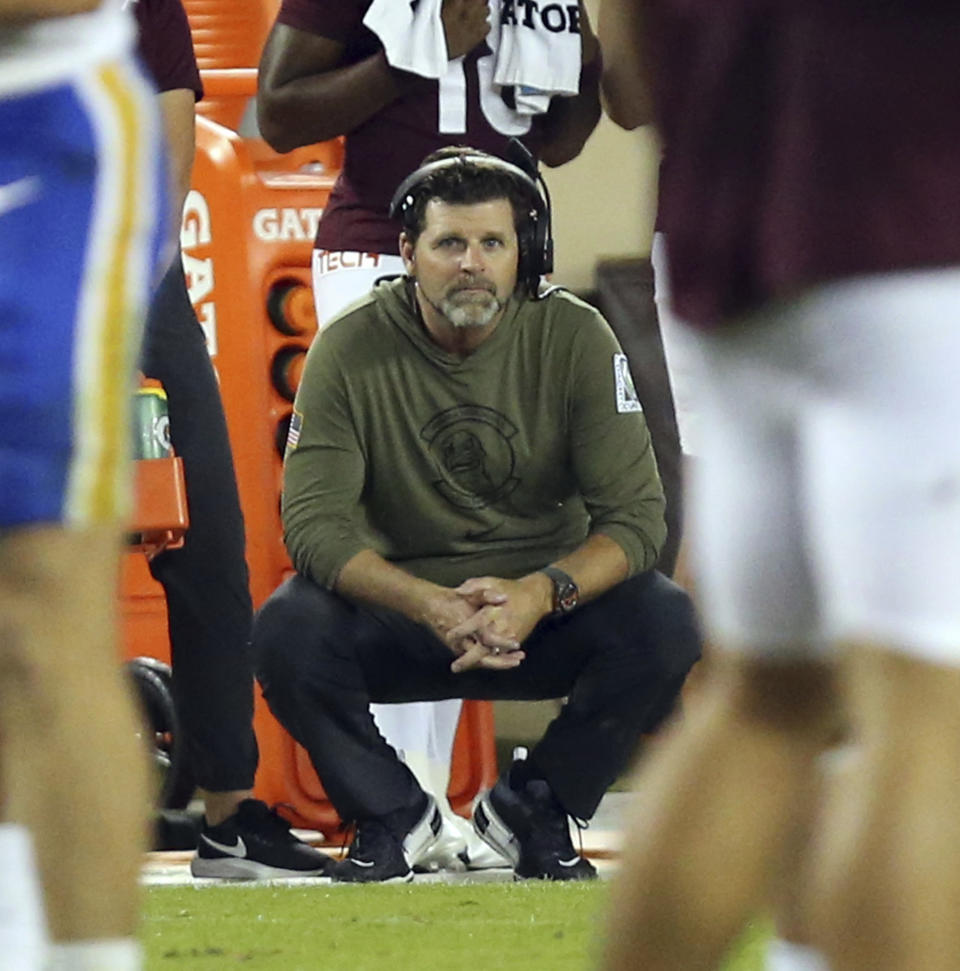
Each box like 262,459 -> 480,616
333,794 -> 442,884
473,762 -> 597,881
191,799 -> 334,879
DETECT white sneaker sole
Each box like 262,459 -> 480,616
190,857 -> 329,880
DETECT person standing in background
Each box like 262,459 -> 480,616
598,0 -> 699,585
131,0 -> 334,880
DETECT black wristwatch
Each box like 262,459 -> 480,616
539,566 -> 579,617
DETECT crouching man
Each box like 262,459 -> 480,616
252,147 -> 701,883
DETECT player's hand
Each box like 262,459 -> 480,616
442,0 -> 491,60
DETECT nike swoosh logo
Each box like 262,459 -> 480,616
558,857 -> 581,867
201,834 -> 247,858
0,177 -> 41,218
348,858 -> 376,868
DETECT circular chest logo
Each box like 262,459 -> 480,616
420,405 -> 520,509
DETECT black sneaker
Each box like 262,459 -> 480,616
191,799 -> 334,879
333,794 -> 442,884
473,763 -> 597,881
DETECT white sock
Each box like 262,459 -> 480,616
766,937 -> 831,971
45,939 -> 142,971
0,823 -> 48,971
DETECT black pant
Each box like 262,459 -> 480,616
253,570 -> 701,822
140,255 -> 258,792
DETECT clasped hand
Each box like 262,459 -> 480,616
425,576 -> 547,674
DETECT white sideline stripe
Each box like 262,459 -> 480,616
141,858 -> 618,888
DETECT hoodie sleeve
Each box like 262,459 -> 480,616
566,305 -> 667,575
281,327 -> 377,588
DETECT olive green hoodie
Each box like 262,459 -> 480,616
283,276 -> 666,589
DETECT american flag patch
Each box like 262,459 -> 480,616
285,409 -> 303,454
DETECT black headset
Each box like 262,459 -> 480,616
388,139 -> 554,297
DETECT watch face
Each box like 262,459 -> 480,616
552,573 -> 578,613
543,567 -> 578,614
557,585 -> 577,612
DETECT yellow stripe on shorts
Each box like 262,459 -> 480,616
67,58 -> 159,526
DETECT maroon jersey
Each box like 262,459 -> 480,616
277,0 -> 550,254
132,0 -> 202,99
650,0 -> 960,326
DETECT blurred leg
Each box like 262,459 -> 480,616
604,655 -> 837,971
810,647 -> 960,971
0,528 -> 147,941
764,743 -> 836,971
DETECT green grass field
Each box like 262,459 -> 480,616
144,883 -> 772,970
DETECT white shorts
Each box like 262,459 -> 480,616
687,268 -> 960,665
311,249 -> 404,328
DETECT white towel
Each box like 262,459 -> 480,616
492,0 -> 582,115
363,0 -> 447,80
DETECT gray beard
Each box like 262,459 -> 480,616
441,289 -> 503,328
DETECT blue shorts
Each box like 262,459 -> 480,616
0,59 -> 165,529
